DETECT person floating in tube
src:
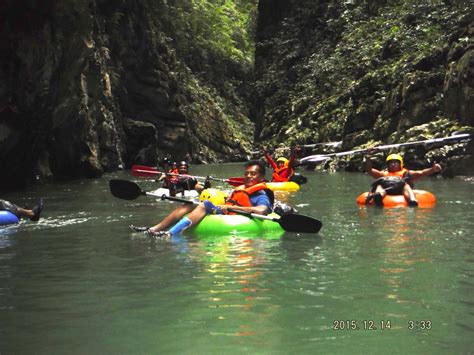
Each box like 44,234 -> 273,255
363,153 -> 441,207
129,160 -> 274,237
0,199 -> 43,222
263,145 -> 306,184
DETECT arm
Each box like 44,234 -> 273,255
219,204 -> 270,215
407,162 -> 442,182
362,156 -> 385,178
194,182 -> 205,193
218,193 -> 271,215
178,176 -> 199,190
288,145 -> 302,168
194,176 -> 211,193
263,149 -> 277,170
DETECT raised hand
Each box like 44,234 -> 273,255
432,161 -> 442,173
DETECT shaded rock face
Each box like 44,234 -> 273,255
253,1 -> 473,174
0,0 -> 253,188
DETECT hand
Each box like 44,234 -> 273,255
159,156 -> 170,168
362,156 -> 372,172
432,162 -> 442,173
365,148 -> 376,156
204,176 -> 211,189
217,204 -> 229,213
293,145 -> 302,155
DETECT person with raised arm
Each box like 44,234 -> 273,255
363,153 -> 442,207
263,145 -> 302,182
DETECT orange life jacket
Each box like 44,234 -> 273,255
226,182 -> 268,208
383,168 -> 409,178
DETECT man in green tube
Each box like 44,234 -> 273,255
130,160 -> 274,237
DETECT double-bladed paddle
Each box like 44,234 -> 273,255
162,194 -> 321,233
109,179 -> 322,233
250,141 -> 342,155
300,133 -> 472,164
109,179 -> 158,200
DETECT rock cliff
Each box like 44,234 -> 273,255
0,0 -> 254,187
253,0 -> 473,175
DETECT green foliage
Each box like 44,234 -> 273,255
254,0 -> 471,145
165,0 -> 257,64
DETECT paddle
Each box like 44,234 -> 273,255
109,179 -> 322,233
131,165 -> 243,185
250,141 -> 342,155
300,133 -> 472,164
109,179 -> 160,200
162,194 -> 322,234
225,177 -> 244,187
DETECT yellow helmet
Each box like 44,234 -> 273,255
386,153 -> 403,167
276,157 -> 289,165
199,188 -> 227,205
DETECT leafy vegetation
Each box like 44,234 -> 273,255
163,0 -> 257,65
253,0 -> 472,149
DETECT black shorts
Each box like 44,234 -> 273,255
371,177 -> 406,195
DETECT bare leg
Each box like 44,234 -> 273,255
148,203 -> 195,232
370,185 -> 386,206
375,185 -> 386,198
403,184 -> 418,206
184,204 -> 208,226
0,199 -> 38,220
15,208 -> 35,219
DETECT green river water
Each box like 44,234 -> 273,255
1,163 -> 473,354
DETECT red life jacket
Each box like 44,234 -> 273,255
168,168 -> 180,184
226,182 -> 268,208
272,166 -> 294,182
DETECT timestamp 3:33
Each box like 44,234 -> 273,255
408,320 -> 432,330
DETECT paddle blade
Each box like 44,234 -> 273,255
109,179 -> 143,200
278,213 -> 322,233
131,164 -> 160,177
299,155 -> 331,165
226,177 -> 244,186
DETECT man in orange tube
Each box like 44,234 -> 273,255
363,153 -> 442,207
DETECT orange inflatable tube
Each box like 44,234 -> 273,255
356,190 -> 437,208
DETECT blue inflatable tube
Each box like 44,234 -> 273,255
0,210 -> 20,226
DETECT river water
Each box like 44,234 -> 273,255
1,163 -> 473,354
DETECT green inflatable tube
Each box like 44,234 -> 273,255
191,213 -> 284,237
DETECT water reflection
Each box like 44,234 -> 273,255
1,169 -> 474,353
196,237 -> 274,337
